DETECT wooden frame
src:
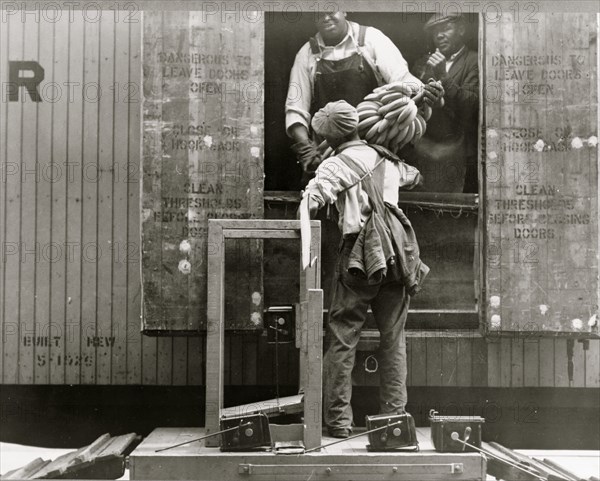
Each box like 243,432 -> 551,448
204,219 -> 323,449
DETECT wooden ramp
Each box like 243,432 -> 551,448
130,427 -> 486,481
221,394 -> 304,419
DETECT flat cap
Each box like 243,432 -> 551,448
311,100 -> 359,141
423,13 -> 464,32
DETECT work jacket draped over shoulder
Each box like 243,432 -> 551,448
337,152 -> 430,295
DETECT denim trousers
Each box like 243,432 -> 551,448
323,237 -> 409,431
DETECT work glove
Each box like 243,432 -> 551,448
291,139 -> 322,174
422,79 -> 445,107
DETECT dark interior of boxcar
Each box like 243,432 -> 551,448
264,11 -> 479,191
262,12 -> 481,332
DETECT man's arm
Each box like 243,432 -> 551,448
398,162 -> 424,190
285,45 -> 313,137
288,123 -> 310,144
362,28 -> 444,106
302,157 -> 358,208
364,26 -> 422,88
285,45 -> 323,173
289,121 -> 321,174
442,54 -> 479,115
430,50 -> 478,114
307,196 -> 320,219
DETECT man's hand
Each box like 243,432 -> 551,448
422,79 -> 445,107
426,49 -> 446,80
291,139 -> 322,173
308,197 -> 320,219
414,173 -> 425,188
296,194 -> 320,219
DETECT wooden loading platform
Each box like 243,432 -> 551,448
129,426 -> 486,481
126,219 -> 486,480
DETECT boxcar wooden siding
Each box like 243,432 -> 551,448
0,12 -> 598,387
141,12 -> 265,332
484,13 -> 599,335
0,13 -> 145,385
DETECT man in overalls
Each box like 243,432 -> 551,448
286,11 -> 443,177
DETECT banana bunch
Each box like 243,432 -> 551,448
356,82 -> 432,154
314,81 -> 440,159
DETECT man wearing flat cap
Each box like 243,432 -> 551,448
304,100 -> 428,439
407,13 -> 479,192
286,11 -> 444,180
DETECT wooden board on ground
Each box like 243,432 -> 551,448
0,433 -> 140,480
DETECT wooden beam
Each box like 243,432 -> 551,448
303,289 -> 323,450
205,221 -> 225,447
298,220 -> 321,397
210,219 -> 317,231
204,219 -> 322,449
224,229 -> 300,239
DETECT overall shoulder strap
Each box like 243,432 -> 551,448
352,24 -> 384,85
309,36 -> 320,55
357,24 -> 367,47
336,152 -> 386,213
368,143 -> 403,164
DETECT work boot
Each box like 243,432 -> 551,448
328,427 -> 351,439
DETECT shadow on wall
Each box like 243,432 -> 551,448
1,385 -> 597,450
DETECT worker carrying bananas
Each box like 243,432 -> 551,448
286,11 -> 445,182
405,13 -> 479,193
303,100 -> 429,439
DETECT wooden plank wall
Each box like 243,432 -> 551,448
482,12 -> 600,386
0,11 -> 598,388
0,11 -> 292,388
487,337 -> 600,388
0,11 -> 164,386
141,11 -> 264,332
484,13 -> 598,336
355,336 -> 599,388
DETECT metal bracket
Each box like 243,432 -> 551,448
238,463 -> 465,476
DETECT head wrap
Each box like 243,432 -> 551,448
423,13 -> 464,32
311,100 -> 359,141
